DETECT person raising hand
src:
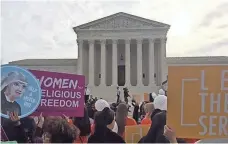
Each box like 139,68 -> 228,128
163,125 -> 177,143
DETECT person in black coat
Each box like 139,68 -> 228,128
123,87 -> 130,104
139,111 -> 186,143
141,111 -> 169,143
73,107 -> 91,138
1,112 -> 28,143
88,107 -> 125,143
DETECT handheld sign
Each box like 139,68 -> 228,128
167,65 -> 228,139
125,125 -> 150,143
1,65 -> 41,119
144,93 -> 149,102
30,70 -> 85,117
132,94 -> 141,103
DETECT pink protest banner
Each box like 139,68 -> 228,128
30,70 -> 85,117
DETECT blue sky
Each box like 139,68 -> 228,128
1,0 -> 228,64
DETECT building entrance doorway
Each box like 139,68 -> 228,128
118,65 -> 125,86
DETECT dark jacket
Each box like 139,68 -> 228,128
1,118 -> 27,143
151,109 -> 162,119
139,111 -> 186,143
123,90 -> 129,98
20,117 -> 37,143
88,127 -> 125,143
73,107 -> 91,136
1,117 -> 38,143
1,91 -> 21,116
132,105 -> 139,123
149,93 -> 154,102
139,111 -> 169,143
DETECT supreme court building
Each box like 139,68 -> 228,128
73,12 -> 169,100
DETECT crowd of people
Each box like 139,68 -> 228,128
1,88 -> 200,143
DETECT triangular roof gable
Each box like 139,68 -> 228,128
74,12 -> 170,31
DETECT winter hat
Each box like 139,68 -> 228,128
153,95 -> 167,111
95,99 -> 110,111
158,89 -> 165,96
152,92 -> 157,99
1,71 -> 28,91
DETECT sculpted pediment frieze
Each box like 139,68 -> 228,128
80,15 -> 164,30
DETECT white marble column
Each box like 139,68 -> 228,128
125,39 -> 131,86
112,39 -> 118,86
88,40 -> 95,86
77,39 -> 83,75
136,39 -> 143,86
100,39 -> 106,86
149,38 -> 155,86
160,38 -> 167,84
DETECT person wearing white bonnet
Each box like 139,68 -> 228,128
95,99 -> 110,111
1,71 -> 28,116
94,99 -> 118,133
158,89 -> 165,96
153,95 -> 167,111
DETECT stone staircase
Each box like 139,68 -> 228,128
88,85 -> 160,103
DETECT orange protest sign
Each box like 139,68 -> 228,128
144,93 -> 149,102
125,125 -> 150,143
167,65 -> 228,139
132,94 -> 141,103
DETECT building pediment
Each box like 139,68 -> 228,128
74,12 -> 170,31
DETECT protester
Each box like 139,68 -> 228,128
123,87 -> 130,104
132,101 -> 140,123
32,113 -> 44,139
164,125 -> 178,143
42,117 -> 79,143
141,102 -> 154,125
138,101 -> 150,122
19,117 -> 37,143
88,107 -> 125,143
72,107 -> 91,143
139,111 -> 170,143
116,86 -> 121,103
152,92 -> 157,100
0,86 -> 196,144
158,89 -> 165,96
95,99 -> 110,111
139,93 -> 168,143
84,86 -> 91,104
151,94 -> 167,119
110,102 -> 118,112
87,97 -> 98,121
91,99 -> 118,134
116,103 -> 137,137
1,112 -> 27,143
139,94 -> 186,143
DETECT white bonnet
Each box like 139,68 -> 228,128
152,92 -> 157,99
1,71 -> 27,91
95,99 -> 110,111
158,89 -> 165,96
153,95 -> 167,111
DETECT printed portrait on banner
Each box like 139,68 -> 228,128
1,65 -> 42,119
